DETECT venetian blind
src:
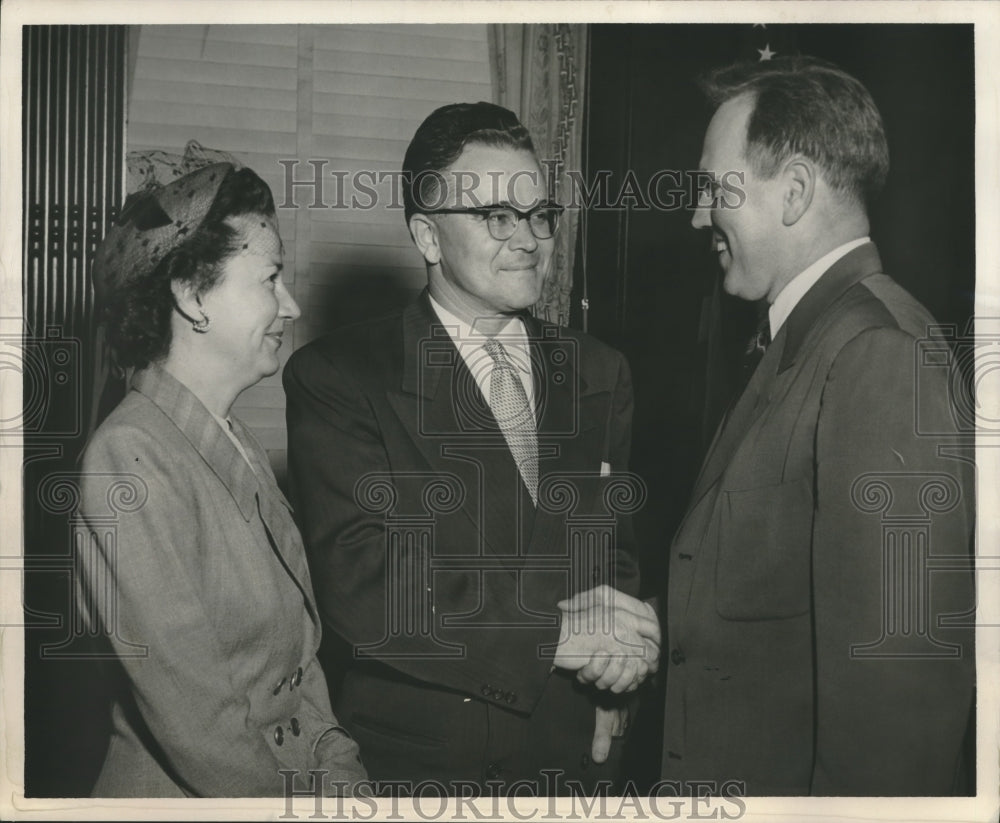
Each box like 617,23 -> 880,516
127,24 -> 492,476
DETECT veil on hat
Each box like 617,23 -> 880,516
126,139 -> 242,193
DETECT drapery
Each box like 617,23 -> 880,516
488,24 -> 588,327
21,24 -> 129,796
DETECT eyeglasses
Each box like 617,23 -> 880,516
425,204 -> 565,241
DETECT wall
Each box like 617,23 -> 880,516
127,24 -> 492,476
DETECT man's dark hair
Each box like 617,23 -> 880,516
105,167 -> 276,368
401,101 -> 536,223
699,56 -> 889,207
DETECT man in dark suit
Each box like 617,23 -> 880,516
284,102 -> 659,793
660,56 -> 975,795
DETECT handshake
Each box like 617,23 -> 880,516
553,584 -> 661,693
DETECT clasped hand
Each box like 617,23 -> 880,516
553,584 -> 660,693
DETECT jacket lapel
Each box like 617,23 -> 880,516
521,315 -> 604,558
386,292 -> 529,566
229,417 -> 320,624
687,242 -> 884,508
778,242 -> 884,374
133,365 -> 319,623
133,365 -> 258,521
686,335 -> 784,508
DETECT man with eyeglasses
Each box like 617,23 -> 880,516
285,102 -> 658,793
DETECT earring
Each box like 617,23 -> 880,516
192,313 -> 210,333
172,297 -> 211,333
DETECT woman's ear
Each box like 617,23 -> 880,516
170,278 -> 202,316
409,214 -> 441,266
169,278 -> 210,333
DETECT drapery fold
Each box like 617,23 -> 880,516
489,24 -> 588,327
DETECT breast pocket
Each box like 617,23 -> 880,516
715,477 -> 813,620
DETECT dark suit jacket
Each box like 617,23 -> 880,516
78,365 -> 365,796
284,291 -> 641,789
663,243 -> 975,795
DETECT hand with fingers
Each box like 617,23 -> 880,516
553,584 -> 661,693
591,703 -> 630,764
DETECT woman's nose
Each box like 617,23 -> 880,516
278,280 -> 302,321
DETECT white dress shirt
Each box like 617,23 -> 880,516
768,237 -> 871,336
428,294 -> 536,417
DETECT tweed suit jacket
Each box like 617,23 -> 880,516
78,364 -> 366,796
284,291 -> 641,788
662,243 -> 975,795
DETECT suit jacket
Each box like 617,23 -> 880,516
78,364 -> 365,797
284,291 -> 641,788
663,243 -> 975,795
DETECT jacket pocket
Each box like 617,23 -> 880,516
715,477 -> 813,620
348,712 -> 450,748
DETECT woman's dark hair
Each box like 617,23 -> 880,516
105,167 -> 275,368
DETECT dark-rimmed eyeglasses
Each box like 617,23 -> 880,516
424,204 -> 565,241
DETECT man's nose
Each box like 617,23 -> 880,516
691,189 -> 712,230
507,215 -> 539,251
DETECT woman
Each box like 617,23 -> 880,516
79,162 -> 366,797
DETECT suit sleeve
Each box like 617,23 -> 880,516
810,327 -> 975,794
78,427 -> 294,797
284,344 -> 560,710
294,662 -> 367,792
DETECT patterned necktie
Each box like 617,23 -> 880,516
483,338 -> 539,505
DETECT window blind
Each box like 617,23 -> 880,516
128,24 -> 492,474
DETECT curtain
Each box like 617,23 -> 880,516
22,25 -> 129,796
488,24 -> 588,327
22,26 -> 128,446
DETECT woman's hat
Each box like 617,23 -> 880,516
92,162 -> 234,303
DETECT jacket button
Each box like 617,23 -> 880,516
274,726 -> 284,746
481,685 -> 492,697
293,666 -> 303,686
290,717 -> 300,736
671,648 -> 686,665
486,762 -> 502,780
272,678 -> 287,695
504,691 -> 517,704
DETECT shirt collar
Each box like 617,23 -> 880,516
427,293 -> 530,368
768,236 -> 870,336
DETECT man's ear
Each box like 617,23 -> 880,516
781,158 -> 815,226
409,213 -> 441,266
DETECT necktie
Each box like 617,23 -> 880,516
742,309 -> 771,382
483,338 -> 539,505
